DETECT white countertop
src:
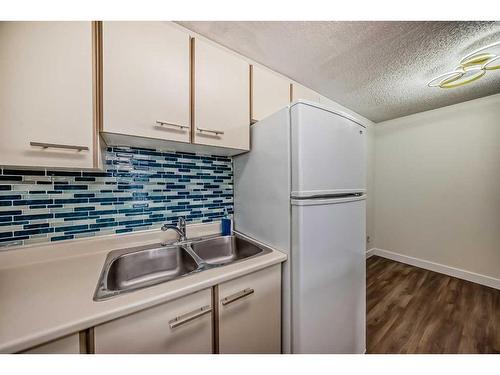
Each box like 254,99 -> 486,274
0,223 -> 287,353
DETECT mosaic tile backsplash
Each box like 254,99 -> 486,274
0,147 -> 233,249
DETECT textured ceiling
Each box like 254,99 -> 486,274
178,21 -> 500,123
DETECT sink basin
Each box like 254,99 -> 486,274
190,235 -> 269,265
94,233 -> 272,301
94,244 -> 199,300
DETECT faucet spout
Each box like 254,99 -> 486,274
161,217 -> 187,244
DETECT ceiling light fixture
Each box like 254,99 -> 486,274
428,40 -> 499,89
483,55 -> 500,70
460,52 -> 495,68
459,41 -> 500,66
439,66 -> 485,88
427,70 -> 464,87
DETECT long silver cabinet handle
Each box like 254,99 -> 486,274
155,120 -> 189,129
221,288 -> 254,306
196,127 -> 224,135
169,305 -> 212,329
30,142 -> 89,151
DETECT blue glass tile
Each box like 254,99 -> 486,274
51,235 -> 74,242
24,223 -> 50,229
115,228 -> 133,234
64,228 -> 97,235
0,176 -> 22,181
90,222 -> 118,229
55,224 -> 89,233
54,185 -> 88,191
74,206 -> 96,212
89,197 -> 117,203
54,212 -> 89,219
14,227 -> 54,236
14,213 -> 54,221
0,235 -> 29,243
82,172 -> 112,177
13,199 -> 53,206
47,171 -> 82,177
96,218 -> 115,223
3,169 -> 45,176
118,219 -> 144,226
54,198 -> 89,204
0,210 -> 23,216
1,147 -> 233,248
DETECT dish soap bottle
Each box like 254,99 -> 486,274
221,208 -> 232,236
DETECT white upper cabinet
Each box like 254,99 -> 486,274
193,38 -> 250,151
251,65 -> 290,122
102,22 -> 190,143
0,22 -> 96,168
292,83 -> 321,103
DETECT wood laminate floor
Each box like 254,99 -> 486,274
366,256 -> 500,354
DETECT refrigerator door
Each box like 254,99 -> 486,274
290,195 -> 366,353
291,102 -> 366,198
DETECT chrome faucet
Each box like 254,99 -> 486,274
161,217 -> 187,243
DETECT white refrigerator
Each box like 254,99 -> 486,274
234,100 -> 366,354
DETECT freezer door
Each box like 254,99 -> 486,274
291,102 -> 366,198
291,196 -> 366,353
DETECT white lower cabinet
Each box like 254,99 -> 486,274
93,266 -> 281,354
21,333 -> 81,354
218,265 -> 281,354
94,288 -> 213,354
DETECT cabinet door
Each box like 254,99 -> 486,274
21,333 -> 81,354
102,22 -> 190,143
0,22 -> 95,168
252,65 -> 290,122
94,289 -> 212,354
292,83 -> 321,103
193,38 -> 249,151
218,264 -> 281,353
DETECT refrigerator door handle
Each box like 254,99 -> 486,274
291,189 -> 366,199
291,194 -> 366,206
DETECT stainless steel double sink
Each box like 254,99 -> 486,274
94,234 -> 271,301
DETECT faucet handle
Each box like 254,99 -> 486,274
178,217 -> 186,228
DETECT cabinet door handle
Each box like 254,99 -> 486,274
221,288 -> 254,306
30,142 -> 89,151
155,120 -> 189,130
169,305 -> 212,329
196,127 -> 224,135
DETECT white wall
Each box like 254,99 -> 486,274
373,93 -> 500,280
366,123 -> 375,249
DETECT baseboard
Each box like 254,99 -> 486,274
370,248 -> 500,290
